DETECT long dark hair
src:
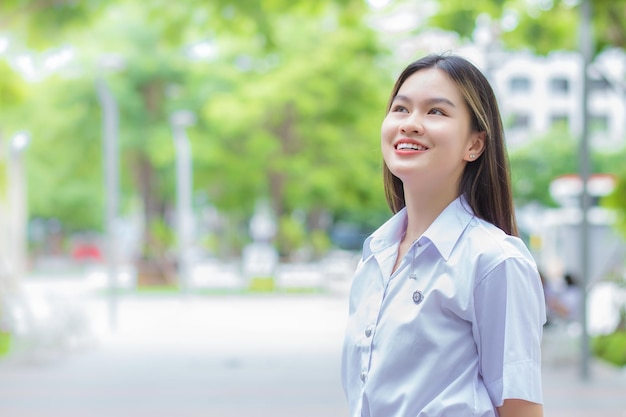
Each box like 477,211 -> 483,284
382,54 -> 518,236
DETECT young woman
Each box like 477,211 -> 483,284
341,54 -> 546,417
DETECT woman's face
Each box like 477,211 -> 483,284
381,68 -> 484,193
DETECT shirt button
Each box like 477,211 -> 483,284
365,326 -> 373,337
360,371 -> 367,382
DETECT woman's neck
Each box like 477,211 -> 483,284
402,185 -> 459,242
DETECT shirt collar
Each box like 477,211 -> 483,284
363,196 -> 475,261
363,208 -> 408,259
422,196 -> 475,261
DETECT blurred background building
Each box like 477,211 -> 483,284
492,48 -> 626,149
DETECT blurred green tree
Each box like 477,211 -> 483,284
9,0 -> 623,272
6,74 -> 104,231
196,9 -> 390,239
509,128 -> 579,207
0,59 -> 29,291
424,0 -> 626,243
601,149 -> 626,240
0,0 -> 108,48
0,60 -> 28,194
426,0 -> 626,54
1,0 -> 392,278
509,127 -> 626,207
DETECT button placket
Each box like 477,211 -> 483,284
360,370 -> 367,382
408,242 -> 418,279
409,240 -> 427,305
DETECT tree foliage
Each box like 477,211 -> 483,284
1,0 -> 392,265
13,75 -> 103,230
509,128 -> 579,207
198,12 -> 389,222
601,147 -> 626,240
509,127 -> 626,208
2,0 -> 626,265
426,0 -> 626,54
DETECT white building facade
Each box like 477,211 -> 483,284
490,48 -> 626,149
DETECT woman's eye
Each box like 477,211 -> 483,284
428,108 -> 444,115
392,105 -> 408,113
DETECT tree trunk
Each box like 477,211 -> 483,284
134,153 -> 175,286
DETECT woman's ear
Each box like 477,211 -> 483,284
465,131 -> 486,161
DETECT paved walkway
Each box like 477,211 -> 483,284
543,360 -> 626,417
0,279 -> 625,416
540,323 -> 626,417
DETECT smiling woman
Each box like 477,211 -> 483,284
341,53 -> 546,417
381,67 -> 481,210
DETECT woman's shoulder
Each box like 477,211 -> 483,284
460,219 -> 540,290
463,216 -> 535,266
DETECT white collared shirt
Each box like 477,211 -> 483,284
341,197 -> 545,417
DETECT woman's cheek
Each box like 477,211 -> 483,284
381,119 -> 396,143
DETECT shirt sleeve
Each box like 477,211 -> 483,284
472,256 -> 546,407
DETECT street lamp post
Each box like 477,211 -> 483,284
96,56 -> 123,329
579,0 -> 593,381
170,110 -> 195,295
7,131 -> 30,288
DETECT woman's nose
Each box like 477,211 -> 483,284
400,115 -> 423,135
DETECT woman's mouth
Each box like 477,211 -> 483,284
395,142 -> 428,151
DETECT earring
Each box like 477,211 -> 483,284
469,154 -> 475,159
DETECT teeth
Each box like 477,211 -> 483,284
397,143 -> 426,151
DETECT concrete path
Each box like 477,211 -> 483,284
1,282 -> 625,416
0,292 -> 349,417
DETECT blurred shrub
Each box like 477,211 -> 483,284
276,215 -> 306,258
592,331 -> 626,367
311,229 -> 331,258
0,331 -> 10,357
248,277 -> 275,292
145,218 -> 175,258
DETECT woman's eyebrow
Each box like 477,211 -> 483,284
393,94 -> 456,108
424,97 -> 456,108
